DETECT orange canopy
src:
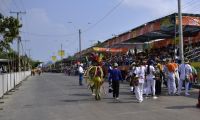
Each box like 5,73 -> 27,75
92,47 -> 128,53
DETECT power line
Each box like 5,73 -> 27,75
132,0 -> 200,30
185,1 -> 200,12
83,0 -> 125,33
20,0 -> 125,38
2,0 -> 10,15
13,0 -> 200,41
19,0 -> 26,12
12,0 -> 21,11
20,31 -> 78,37
182,0 -> 199,10
0,0 -> 8,16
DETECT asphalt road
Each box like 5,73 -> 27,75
0,73 -> 199,120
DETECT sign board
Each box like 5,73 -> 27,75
52,56 -> 57,61
58,50 -> 65,57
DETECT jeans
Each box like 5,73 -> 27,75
79,73 -> 83,85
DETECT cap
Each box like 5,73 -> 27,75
114,63 -> 118,67
185,58 -> 189,64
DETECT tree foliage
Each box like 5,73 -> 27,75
0,14 -> 22,51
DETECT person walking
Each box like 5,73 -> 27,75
110,63 -> 122,100
78,63 -> 84,86
171,59 -> 180,88
134,61 -> 146,103
128,62 -> 136,93
166,59 -> 177,95
145,60 -> 157,99
177,59 -> 193,96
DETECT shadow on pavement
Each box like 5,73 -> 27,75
69,93 -> 91,97
120,91 -> 132,95
60,98 -> 93,103
107,100 -> 137,104
165,105 -> 196,109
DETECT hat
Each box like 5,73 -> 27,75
114,63 -> 118,67
131,62 -> 136,66
185,59 -> 189,64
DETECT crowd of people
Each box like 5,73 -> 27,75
62,42 -> 200,103
107,57 -> 197,103
72,51 -> 198,103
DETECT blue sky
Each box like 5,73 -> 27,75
0,0 -> 200,62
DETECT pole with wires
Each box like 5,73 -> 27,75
22,40 -> 30,71
17,36 -> 21,72
26,49 -> 31,70
178,0 -> 184,63
10,11 -> 26,72
79,29 -> 82,61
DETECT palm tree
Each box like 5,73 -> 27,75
0,15 -> 22,52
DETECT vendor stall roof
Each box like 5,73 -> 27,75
102,13 -> 200,47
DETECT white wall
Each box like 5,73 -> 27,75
0,71 -> 31,98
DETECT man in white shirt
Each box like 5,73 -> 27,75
134,62 -> 146,103
178,59 -> 192,96
145,62 -> 157,99
78,63 -> 84,86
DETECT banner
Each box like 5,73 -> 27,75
58,50 -> 65,57
52,56 -> 57,61
152,39 -> 172,48
92,47 -> 128,53
176,16 -> 200,26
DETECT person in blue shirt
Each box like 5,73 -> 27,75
110,63 -> 122,99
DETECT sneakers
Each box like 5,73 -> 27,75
145,96 -> 149,99
137,100 -> 143,103
153,96 -> 158,99
116,97 -> 119,100
185,93 -> 190,96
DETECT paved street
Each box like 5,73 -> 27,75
0,73 -> 199,120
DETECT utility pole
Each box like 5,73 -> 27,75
79,29 -> 82,60
17,36 -> 21,72
22,40 -> 30,71
61,43 -> 63,72
178,0 -> 184,63
10,11 -> 26,72
26,49 -> 31,70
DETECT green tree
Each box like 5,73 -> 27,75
0,14 -> 22,52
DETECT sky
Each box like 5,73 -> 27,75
0,0 -> 200,62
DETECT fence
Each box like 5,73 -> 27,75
0,71 -> 31,98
